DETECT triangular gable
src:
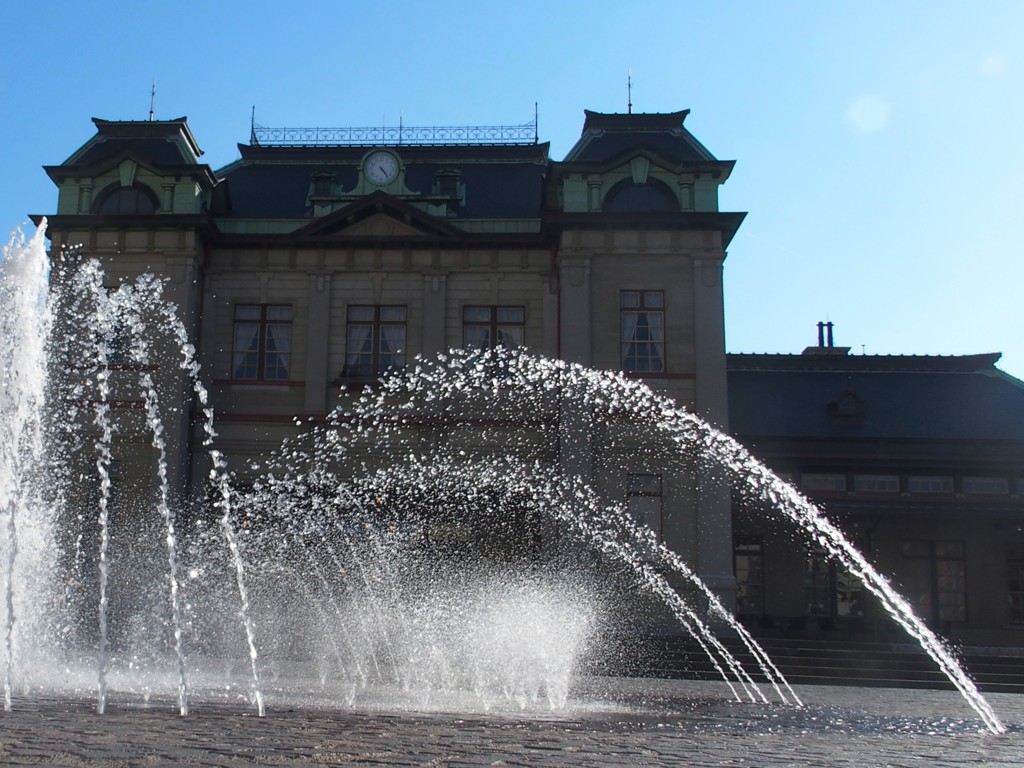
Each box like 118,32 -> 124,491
294,191 -> 461,240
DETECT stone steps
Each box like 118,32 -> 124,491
596,635 -> 1024,693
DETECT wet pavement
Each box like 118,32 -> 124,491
1,679 -> 1022,766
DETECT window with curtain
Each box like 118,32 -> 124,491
232,304 -> 292,381
462,306 -> 525,351
343,305 -> 406,378
620,290 -> 664,372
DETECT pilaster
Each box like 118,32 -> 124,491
303,273 -> 332,414
693,255 -> 736,610
558,252 -> 592,366
422,273 -> 447,358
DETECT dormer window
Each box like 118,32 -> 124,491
311,172 -> 335,197
433,170 -> 463,203
93,183 -> 159,215
828,390 -> 865,425
603,179 -> 677,213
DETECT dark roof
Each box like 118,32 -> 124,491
727,352 -> 1024,442
729,352 -> 1004,373
214,163 -> 346,218
214,143 -> 548,220
563,109 -> 720,165
44,118 -> 216,191
63,118 -> 203,166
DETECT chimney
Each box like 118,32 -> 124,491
803,321 -> 851,356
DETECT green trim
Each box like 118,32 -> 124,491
214,218 -> 543,235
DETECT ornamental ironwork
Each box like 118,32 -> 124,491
251,118 -> 538,147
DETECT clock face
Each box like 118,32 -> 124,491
365,151 -> 399,185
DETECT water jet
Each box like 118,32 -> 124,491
0,223 -> 1009,735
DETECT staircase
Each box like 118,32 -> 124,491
599,635 -> 1024,694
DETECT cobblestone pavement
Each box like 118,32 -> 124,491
1,680 -> 1022,767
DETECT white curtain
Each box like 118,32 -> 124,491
232,323 -> 260,378
345,325 -> 373,375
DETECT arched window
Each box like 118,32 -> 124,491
93,184 -> 159,215
603,179 -> 678,213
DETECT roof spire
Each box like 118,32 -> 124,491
627,68 -> 633,114
148,80 -> 156,121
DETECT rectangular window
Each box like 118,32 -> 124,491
835,564 -> 865,618
854,474 -> 900,493
805,550 -> 831,617
1009,558 -> 1024,623
908,476 -> 954,494
801,473 -> 847,492
805,547 -> 866,618
627,473 -> 662,538
232,304 -> 292,381
902,539 -> 966,622
343,305 -> 406,378
620,290 -> 664,372
734,537 -> 764,615
962,476 -> 1009,495
462,306 -> 525,351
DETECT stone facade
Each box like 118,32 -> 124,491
40,110 -> 744,611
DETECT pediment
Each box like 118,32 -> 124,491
294,191 -> 460,241
564,144 -> 729,180
598,146 -> 685,177
341,212 -> 427,237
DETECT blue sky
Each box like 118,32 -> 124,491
3,2 -> 1022,377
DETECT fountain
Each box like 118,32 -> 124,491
0,222 -> 1009,735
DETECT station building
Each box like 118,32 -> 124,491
37,110 -> 1024,645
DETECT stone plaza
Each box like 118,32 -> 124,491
0,680 -> 1021,767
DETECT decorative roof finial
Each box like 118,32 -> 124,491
627,68 -> 633,114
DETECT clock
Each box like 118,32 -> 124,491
364,150 -> 399,185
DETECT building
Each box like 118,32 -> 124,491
39,109 -> 743,608
38,111 -> 1024,646
728,332 -> 1024,645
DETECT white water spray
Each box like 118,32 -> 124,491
0,223 -> 51,710
0,226 -> 1009,733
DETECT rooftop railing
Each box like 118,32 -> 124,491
250,117 -> 538,147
